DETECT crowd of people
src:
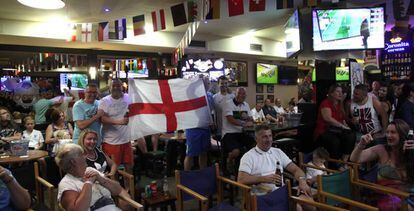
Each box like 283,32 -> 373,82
0,75 -> 414,210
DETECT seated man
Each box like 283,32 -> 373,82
0,165 -> 31,210
238,124 -> 314,211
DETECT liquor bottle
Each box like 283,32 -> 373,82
275,161 -> 282,187
162,176 -> 169,195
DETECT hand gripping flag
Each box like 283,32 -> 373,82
128,78 -> 211,139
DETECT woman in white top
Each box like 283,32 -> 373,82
22,116 -> 44,149
56,144 -> 129,211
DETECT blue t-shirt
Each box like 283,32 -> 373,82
0,177 -> 12,211
72,100 -> 102,145
33,99 -> 53,124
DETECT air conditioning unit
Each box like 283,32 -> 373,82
250,44 -> 262,52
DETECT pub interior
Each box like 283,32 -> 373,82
0,0 -> 414,210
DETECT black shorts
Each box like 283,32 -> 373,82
221,132 -> 255,152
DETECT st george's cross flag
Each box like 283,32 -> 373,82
128,78 -> 211,139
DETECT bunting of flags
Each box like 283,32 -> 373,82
65,0 -> 329,44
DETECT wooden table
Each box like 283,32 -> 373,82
142,191 -> 176,211
0,150 -> 48,164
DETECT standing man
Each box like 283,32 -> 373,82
72,83 -> 103,145
99,79 -> 133,172
33,90 -> 62,124
213,76 -> 234,137
351,84 -> 388,142
221,87 -> 254,174
184,76 -> 215,170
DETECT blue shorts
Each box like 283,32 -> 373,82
185,128 -> 211,156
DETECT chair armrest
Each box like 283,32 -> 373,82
352,180 -> 410,198
290,196 -> 348,211
176,184 -> 209,202
302,164 -> 339,174
327,158 -> 359,167
117,169 -> 134,180
217,176 -> 251,190
35,177 -> 54,189
319,192 -> 378,211
118,194 -> 143,210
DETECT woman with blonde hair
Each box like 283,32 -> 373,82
78,129 -> 117,177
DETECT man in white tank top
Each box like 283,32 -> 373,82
350,84 -> 388,139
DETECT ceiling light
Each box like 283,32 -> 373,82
103,7 -> 111,12
18,0 -> 65,9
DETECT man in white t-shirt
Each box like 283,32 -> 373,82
213,76 -> 234,137
273,98 -> 286,114
99,79 -> 133,172
251,103 -> 265,121
238,124 -> 313,207
221,87 -> 254,173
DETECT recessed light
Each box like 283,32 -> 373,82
103,8 -> 111,12
17,0 -> 65,9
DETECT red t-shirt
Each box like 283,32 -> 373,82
314,99 -> 345,139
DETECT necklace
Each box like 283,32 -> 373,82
86,150 -> 97,161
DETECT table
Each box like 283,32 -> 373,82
0,150 -> 48,164
142,191 -> 176,211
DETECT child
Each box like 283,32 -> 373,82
305,147 -> 330,187
22,116 -> 44,150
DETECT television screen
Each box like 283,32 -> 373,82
285,10 -> 301,58
224,61 -> 248,86
60,73 -> 88,92
118,59 -> 149,78
335,66 -> 350,81
278,66 -> 298,85
256,63 -> 278,84
313,7 -> 384,51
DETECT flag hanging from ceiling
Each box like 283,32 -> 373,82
206,0 -> 220,19
228,0 -> 244,17
187,0 -> 198,22
133,15 -> 146,36
116,18 -> 127,39
68,24 -> 78,42
302,0 -> 321,7
81,23 -> 92,42
128,78 -> 211,138
98,22 -> 109,41
171,3 -> 188,26
276,0 -> 294,9
249,0 -> 266,12
151,9 -> 166,31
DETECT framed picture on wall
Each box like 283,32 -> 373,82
256,95 -> 264,104
267,85 -> 274,93
267,95 -> 274,103
256,85 -> 263,93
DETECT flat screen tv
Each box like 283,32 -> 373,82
60,73 -> 88,92
335,66 -> 350,81
285,10 -> 301,58
278,66 -> 298,85
312,7 -> 384,51
256,63 -> 278,84
118,59 -> 149,78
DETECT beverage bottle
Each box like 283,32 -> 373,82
162,176 -> 169,195
275,161 -> 283,187
408,130 -> 414,140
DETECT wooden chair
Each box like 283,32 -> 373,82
251,180 -> 348,211
175,163 -> 251,211
109,155 -> 136,199
316,169 -> 378,211
34,162 -> 56,211
351,165 -> 410,211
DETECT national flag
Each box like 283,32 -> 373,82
302,0 -> 321,7
249,0 -> 266,12
67,24 -> 78,42
228,0 -> 244,17
206,0 -> 220,19
171,3 -> 187,26
115,18 -> 127,39
128,78 -> 211,138
133,15 -> 146,36
81,23 -> 92,42
276,0 -> 294,9
187,0 -> 197,22
151,9 -> 166,31
98,22 -> 109,41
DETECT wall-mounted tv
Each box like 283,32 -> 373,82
313,7 -> 384,51
278,66 -> 298,85
224,60 -> 248,86
285,10 -> 301,58
335,66 -> 350,81
118,59 -> 149,78
60,73 -> 88,92
256,63 -> 278,84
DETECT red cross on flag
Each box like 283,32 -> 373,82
128,78 -> 212,138
81,23 -> 92,42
